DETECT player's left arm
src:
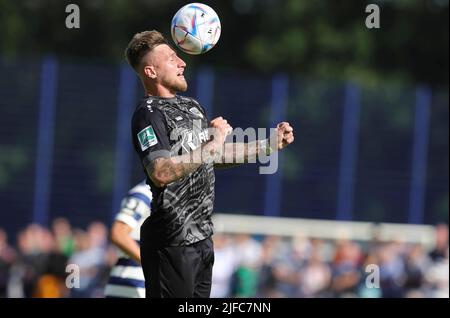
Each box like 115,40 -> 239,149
214,122 -> 294,168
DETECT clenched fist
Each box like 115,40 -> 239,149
273,122 -> 294,150
209,116 -> 233,144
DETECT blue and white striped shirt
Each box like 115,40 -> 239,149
104,182 -> 152,298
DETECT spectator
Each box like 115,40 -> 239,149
298,245 -> 331,297
231,234 -> 263,297
429,224 -> 449,262
0,229 -> 16,297
211,234 -> 239,298
330,240 -> 362,297
52,218 -> 75,258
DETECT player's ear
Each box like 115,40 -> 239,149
144,65 -> 157,79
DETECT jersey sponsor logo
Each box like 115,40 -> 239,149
199,129 -> 209,143
137,125 -> 158,151
180,128 -> 209,152
186,132 -> 196,151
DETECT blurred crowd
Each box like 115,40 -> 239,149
0,219 -> 448,298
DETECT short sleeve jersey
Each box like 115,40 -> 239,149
131,95 -> 215,246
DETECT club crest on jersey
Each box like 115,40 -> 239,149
189,107 -> 203,118
137,125 -> 158,151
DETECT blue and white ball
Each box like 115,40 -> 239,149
171,3 -> 221,55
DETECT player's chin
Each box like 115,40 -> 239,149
176,78 -> 188,92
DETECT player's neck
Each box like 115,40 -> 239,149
145,84 -> 176,98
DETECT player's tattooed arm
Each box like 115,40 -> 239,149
214,141 -> 261,168
145,139 -> 224,187
146,157 -> 199,188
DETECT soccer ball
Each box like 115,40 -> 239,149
171,3 -> 221,55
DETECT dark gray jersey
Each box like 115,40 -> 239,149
131,95 -> 215,246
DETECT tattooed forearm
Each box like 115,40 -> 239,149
146,138 -> 223,187
147,157 -> 200,187
215,140 -> 266,167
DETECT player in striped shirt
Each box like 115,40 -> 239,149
104,181 -> 152,298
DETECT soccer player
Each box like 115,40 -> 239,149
126,30 -> 294,298
104,181 -> 152,298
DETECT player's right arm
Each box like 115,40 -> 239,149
133,108 -> 230,188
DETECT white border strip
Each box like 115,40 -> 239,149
212,214 -> 436,248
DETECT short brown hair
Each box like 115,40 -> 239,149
125,30 -> 169,71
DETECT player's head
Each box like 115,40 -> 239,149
125,30 -> 187,96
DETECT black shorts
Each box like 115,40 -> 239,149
140,236 -> 215,298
